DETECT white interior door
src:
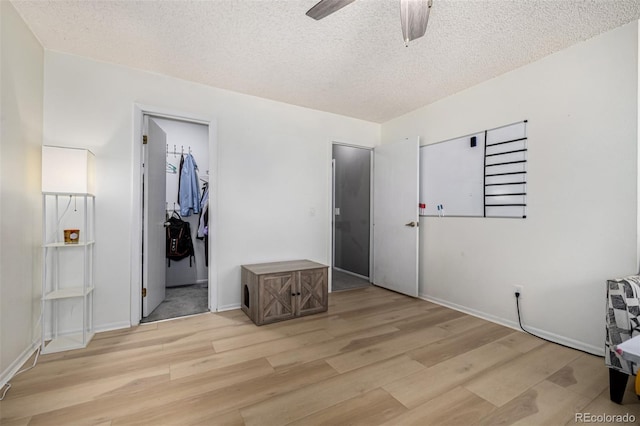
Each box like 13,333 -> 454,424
143,118 -> 167,316
373,138 -> 419,297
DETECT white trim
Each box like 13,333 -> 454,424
217,303 -> 241,312
95,321 -> 132,333
331,158 -> 336,286
637,26 -> 640,274
131,103 -> 218,328
135,103 -> 213,125
0,342 -> 39,390
367,148 -> 375,284
327,140 -> 334,293
131,105 -> 143,326
141,312 -> 211,325
420,293 -> 604,356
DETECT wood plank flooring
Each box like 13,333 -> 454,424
2,285 -> 639,425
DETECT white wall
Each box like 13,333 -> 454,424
42,51 -> 379,328
153,117 -> 209,287
0,1 -> 43,383
382,22 -> 639,354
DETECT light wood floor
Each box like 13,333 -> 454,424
2,286 -> 639,425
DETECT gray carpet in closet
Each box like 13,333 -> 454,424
141,282 -> 209,323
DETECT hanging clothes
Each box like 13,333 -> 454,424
178,153 -> 200,217
177,154 -> 185,204
197,183 -> 209,267
197,184 -> 209,239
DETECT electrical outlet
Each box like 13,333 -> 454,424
514,285 -> 523,296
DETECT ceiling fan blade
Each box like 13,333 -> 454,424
400,0 -> 433,44
306,0 -> 356,20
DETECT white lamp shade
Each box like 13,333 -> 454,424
42,146 -> 96,195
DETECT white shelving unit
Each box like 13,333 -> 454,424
41,192 -> 95,354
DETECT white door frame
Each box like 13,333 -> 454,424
130,104 -> 218,325
328,141 -> 374,292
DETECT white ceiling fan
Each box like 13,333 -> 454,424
306,0 -> 434,46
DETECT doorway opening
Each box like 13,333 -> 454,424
141,115 -> 211,322
332,143 -> 372,291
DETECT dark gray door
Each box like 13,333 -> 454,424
333,144 -> 371,278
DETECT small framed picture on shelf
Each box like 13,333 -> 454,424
64,229 -> 80,244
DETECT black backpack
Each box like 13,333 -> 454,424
165,213 -> 194,267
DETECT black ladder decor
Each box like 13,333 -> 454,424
483,121 -> 528,218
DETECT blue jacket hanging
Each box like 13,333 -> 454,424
179,153 -> 200,217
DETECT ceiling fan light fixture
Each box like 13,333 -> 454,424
400,0 -> 433,46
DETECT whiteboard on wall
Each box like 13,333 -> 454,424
420,121 -> 527,218
420,132 -> 485,217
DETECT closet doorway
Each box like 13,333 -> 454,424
141,115 -> 211,322
332,143 -> 372,291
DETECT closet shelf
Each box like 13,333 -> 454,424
44,286 -> 95,300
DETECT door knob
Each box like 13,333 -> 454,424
405,221 -> 417,227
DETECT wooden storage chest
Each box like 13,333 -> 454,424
241,260 -> 328,325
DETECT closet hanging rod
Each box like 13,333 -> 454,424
165,202 -> 179,212
165,144 -> 192,156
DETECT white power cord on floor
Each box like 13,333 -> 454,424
0,346 -> 41,400
0,196 -> 76,400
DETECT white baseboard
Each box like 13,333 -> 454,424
0,341 -> 40,391
419,293 -> 604,357
216,303 -> 240,312
12,324 -> 131,383
95,321 -> 132,334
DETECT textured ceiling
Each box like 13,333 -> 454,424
11,0 -> 640,123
